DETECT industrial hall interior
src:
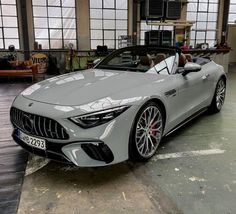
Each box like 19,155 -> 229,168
0,0 -> 236,214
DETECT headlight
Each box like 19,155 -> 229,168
70,106 -> 130,128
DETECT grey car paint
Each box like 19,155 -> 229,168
11,58 -> 225,167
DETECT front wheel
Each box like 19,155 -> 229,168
129,102 -> 164,161
208,78 -> 226,113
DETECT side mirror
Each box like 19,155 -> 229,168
182,62 -> 201,76
93,58 -> 101,66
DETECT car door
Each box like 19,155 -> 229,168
149,54 -> 212,131
172,64 -> 212,126
149,54 -> 184,131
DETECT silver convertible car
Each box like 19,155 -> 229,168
10,46 -> 226,167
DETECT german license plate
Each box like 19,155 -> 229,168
18,130 -> 46,150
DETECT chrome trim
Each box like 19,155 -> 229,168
38,116 -> 43,136
10,107 -> 69,140
55,122 -> 59,139
61,127 -> 65,139
165,107 -> 207,137
33,115 -> 39,136
43,117 -> 48,137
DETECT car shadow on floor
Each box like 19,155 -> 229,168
25,109 -> 221,191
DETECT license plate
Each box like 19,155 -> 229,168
18,130 -> 46,150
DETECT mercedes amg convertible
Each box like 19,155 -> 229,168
10,46 -> 226,167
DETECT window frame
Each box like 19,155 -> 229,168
89,0 -> 129,50
31,0 -> 78,50
229,0 -> 236,24
187,0 -> 219,48
0,0 -> 20,50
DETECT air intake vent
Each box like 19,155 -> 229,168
10,107 -> 69,140
145,0 -> 165,19
166,0 -> 182,19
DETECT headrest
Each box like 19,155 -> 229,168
153,53 -> 166,65
179,53 -> 187,67
185,54 -> 193,62
139,56 -> 150,66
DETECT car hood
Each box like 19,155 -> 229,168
22,69 -> 166,106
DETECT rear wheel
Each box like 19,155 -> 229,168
208,78 -> 226,113
129,102 -> 164,161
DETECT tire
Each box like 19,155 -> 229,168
208,78 -> 226,113
129,101 -> 164,161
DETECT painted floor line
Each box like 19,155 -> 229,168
155,149 -> 225,160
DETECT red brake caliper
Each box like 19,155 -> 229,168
150,121 -> 157,138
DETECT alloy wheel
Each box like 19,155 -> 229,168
135,106 -> 163,158
216,79 -> 226,110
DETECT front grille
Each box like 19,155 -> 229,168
10,107 -> 69,140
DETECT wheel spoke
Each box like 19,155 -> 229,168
140,114 -> 146,125
150,125 -> 162,132
137,125 -> 145,132
144,137 -> 149,155
140,136 -> 146,154
137,135 -> 146,149
149,110 -> 159,126
137,133 -> 145,144
151,119 -> 162,127
148,135 -> 155,149
137,140 -> 145,151
147,108 -> 153,124
219,88 -> 225,94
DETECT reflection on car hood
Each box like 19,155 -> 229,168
22,69 -> 166,106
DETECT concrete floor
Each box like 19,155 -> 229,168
14,68 -> 236,214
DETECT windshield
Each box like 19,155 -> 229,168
96,46 -> 177,74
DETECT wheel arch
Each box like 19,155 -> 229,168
144,98 -> 167,127
220,74 -> 227,85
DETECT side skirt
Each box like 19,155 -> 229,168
164,107 -> 208,137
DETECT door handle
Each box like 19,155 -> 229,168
202,74 -> 210,80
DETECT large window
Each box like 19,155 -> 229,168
0,0 -> 20,49
32,0 -> 77,49
229,0 -> 236,23
187,0 -> 219,47
90,0 -> 128,49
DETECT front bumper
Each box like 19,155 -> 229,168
12,129 -> 114,165
12,129 -> 71,164
11,95 -> 138,167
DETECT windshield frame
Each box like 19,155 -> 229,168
95,45 -> 181,74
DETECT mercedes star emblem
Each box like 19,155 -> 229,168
22,114 -> 34,133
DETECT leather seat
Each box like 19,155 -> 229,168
152,53 -> 166,66
137,56 -> 151,71
179,53 -> 187,67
